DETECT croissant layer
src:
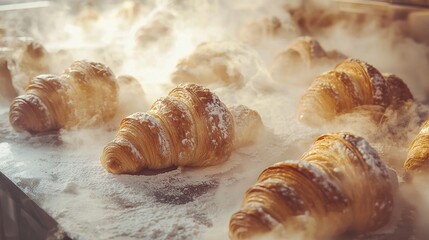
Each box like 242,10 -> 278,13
9,60 -> 118,133
101,83 -> 263,174
299,59 -> 413,125
229,132 -> 396,240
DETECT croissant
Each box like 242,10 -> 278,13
298,58 -> 413,125
9,60 -> 118,133
0,39 -> 49,99
271,36 -> 346,83
404,119 -> 429,173
229,132 -> 396,240
100,83 -> 263,174
171,42 -> 245,87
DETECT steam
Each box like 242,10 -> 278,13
0,0 -> 429,239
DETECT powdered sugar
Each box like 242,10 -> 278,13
204,94 -> 231,140
25,94 -> 50,115
370,73 -> 386,103
114,137 -> 143,161
130,112 -> 171,158
342,134 -> 389,178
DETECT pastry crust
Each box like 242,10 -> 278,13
100,83 -> 263,174
298,59 -> 413,125
9,60 -> 118,133
229,132 -> 396,240
405,120 -> 429,173
271,37 -> 346,84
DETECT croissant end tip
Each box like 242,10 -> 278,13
101,141 -> 139,174
9,95 -> 54,133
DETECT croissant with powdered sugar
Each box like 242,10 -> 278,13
100,83 -> 263,174
9,60 -> 118,133
298,58 -> 413,125
229,132 -> 397,239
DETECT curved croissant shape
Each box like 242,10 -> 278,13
299,59 -> 413,125
229,132 -> 396,240
270,37 -> 346,84
101,83 -> 263,174
405,120 -> 429,173
171,42 -> 247,87
277,36 -> 345,67
9,60 -> 118,133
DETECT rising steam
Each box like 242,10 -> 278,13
0,0 -> 429,239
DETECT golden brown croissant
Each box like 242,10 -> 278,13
229,132 -> 397,240
271,36 -> 346,83
100,83 -> 263,174
298,59 -> 413,125
9,60 -> 118,133
404,120 -> 429,173
171,42 -> 245,87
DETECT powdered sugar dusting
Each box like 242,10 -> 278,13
342,134 -> 389,178
128,112 -> 170,158
25,94 -> 50,115
168,97 -> 196,150
204,94 -> 231,140
114,137 -> 143,161
370,73 -> 386,103
255,206 -> 280,227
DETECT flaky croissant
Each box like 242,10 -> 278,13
299,58 -> 413,125
405,120 -> 429,173
229,132 -> 396,240
100,83 -> 263,174
9,60 -> 118,133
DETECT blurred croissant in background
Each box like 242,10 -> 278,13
270,36 -> 346,84
298,58 -> 413,125
0,38 -> 50,103
9,60 -> 118,133
101,83 -> 263,174
229,132 -> 397,240
171,42 -> 249,88
238,16 -> 300,45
